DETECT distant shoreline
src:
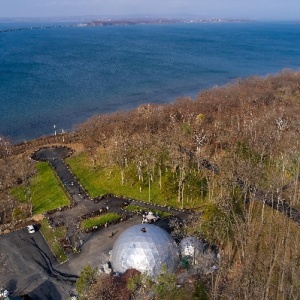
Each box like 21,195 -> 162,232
0,18 -> 253,33
80,18 -> 254,27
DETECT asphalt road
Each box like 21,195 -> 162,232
59,214 -> 142,275
32,147 -> 72,161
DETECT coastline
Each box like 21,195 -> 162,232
1,22 -> 300,143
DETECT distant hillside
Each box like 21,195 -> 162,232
80,17 -> 252,27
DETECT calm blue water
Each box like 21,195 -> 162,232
1,22 -> 300,143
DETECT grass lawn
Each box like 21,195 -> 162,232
80,212 -> 121,230
66,153 -> 111,197
39,218 -> 68,263
124,204 -> 172,218
11,162 -> 70,214
67,153 -> 197,209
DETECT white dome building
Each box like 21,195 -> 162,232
111,224 -> 179,278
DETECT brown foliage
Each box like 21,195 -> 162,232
76,71 -> 300,165
83,269 -> 141,300
0,153 -> 35,225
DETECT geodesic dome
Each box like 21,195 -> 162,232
111,224 -> 179,278
179,236 -> 205,258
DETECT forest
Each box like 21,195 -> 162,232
1,70 -> 300,299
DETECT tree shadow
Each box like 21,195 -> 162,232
6,278 -> 17,293
29,280 -> 63,300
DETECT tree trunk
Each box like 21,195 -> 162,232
148,176 -> 151,202
159,165 -> 162,190
121,170 -> 124,185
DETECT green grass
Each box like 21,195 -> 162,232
124,204 -> 171,218
11,162 -> 70,214
123,204 -> 145,214
67,153 -> 203,209
80,212 -> 121,230
66,153 -> 111,197
150,209 -> 171,218
39,218 -> 68,263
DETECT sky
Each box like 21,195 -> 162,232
0,0 -> 299,20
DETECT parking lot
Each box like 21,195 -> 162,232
0,215 -> 148,298
0,228 -> 76,299
0,213 -> 176,299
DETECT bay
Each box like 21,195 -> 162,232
0,21 -> 300,142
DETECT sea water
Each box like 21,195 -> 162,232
0,21 -> 300,142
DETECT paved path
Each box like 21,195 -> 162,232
33,147 -> 190,250
237,177 -> 300,226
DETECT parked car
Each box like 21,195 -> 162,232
27,225 -> 36,233
0,288 -> 9,297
